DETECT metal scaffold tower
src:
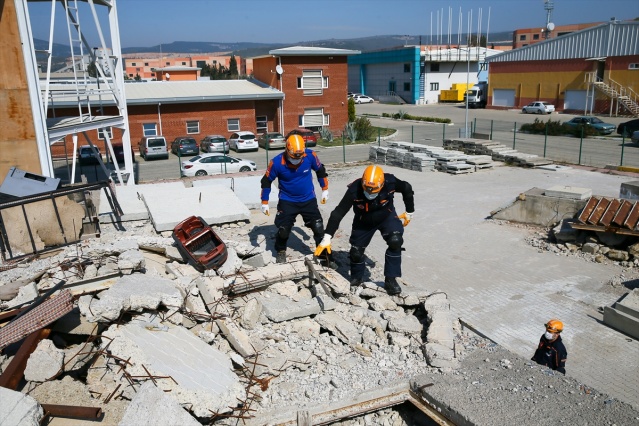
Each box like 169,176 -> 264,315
13,0 -> 134,185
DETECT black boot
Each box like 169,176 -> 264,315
276,251 -> 287,264
384,277 -> 401,295
350,277 -> 363,287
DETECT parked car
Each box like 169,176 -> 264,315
617,119 -> 639,137
257,132 -> 286,149
352,94 -> 374,104
171,137 -> 199,156
285,128 -> 317,147
180,153 -> 257,177
138,135 -> 168,160
563,116 -> 616,135
200,135 -> 229,153
631,130 -> 639,144
228,131 -> 259,152
77,145 -> 101,165
522,101 -> 555,114
111,144 -> 136,164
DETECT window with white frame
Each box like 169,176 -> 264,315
142,123 -> 157,136
186,120 -> 199,134
323,76 -> 329,88
297,70 -> 323,95
630,63 -> 639,69
97,127 -> 113,140
430,82 -> 439,91
299,108 -> 329,128
227,118 -> 240,132
256,116 -> 267,134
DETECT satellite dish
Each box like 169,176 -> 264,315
546,22 -> 555,31
275,65 -> 284,75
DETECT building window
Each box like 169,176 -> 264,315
151,73 -> 155,77
128,74 -> 133,77
227,119 -> 240,132
519,35 -> 526,41
629,63 -> 639,69
196,60 -> 206,68
404,64 -> 410,73
323,76 -> 329,88
299,108 -> 327,129
404,82 -> 410,91
430,82 -> 439,91
182,62 -> 186,65
297,70 -> 323,95
256,116 -> 268,134
186,121 -> 199,134
533,34 -> 540,40
144,62 -> 149,66
131,62 -> 136,66
431,63 -> 440,72
98,127 -> 113,140
165,62 -> 170,66
143,123 -> 157,137
136,67 -> 140,72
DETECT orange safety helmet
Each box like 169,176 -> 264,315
361,165 -> 385,195
286,134 -> 306,159
545,319 -> 564,334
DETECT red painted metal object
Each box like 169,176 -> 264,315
172,216 -> 228,272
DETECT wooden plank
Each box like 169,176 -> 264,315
587,197 -> 610,225
600,199 -> 621,226
612,200 -> 633,227
577,197 -> 598,223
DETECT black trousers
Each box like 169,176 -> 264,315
349,211 -> 403,279
274,199 -> 323,252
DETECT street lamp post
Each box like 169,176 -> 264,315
465,48 -> 470,138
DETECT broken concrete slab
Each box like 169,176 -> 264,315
424,342 -> 459,369
215,318 -> 256,357
314,311 -> 362,345
259,292 -> 335,323
142,186 -> 250,232
101,323 -> 245,418
117,249 -> 145,275
0,387 -> 43,426
51,308 -> 101,335
317,269 -> 350,297
83,274 -> 183,322
216,247 -> 242,277
290,317 -> 321,339
367,295 -> 400,312
387,315 -> 423,335
24,339 -> 64,382
119,381 -> 200,426
544,185 -> 592,200
240,298 -> 262,330
192,175 -> 279,210
242,250 -> 273,268
98,182 -> 186,223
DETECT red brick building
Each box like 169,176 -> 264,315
512,22 -> 603,49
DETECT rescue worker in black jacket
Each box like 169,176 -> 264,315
314,165 -> 414,295
532,319 -> 567,374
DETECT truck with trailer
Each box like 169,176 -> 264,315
463,82 -> 488,108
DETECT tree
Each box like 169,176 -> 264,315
134,73 -> 141,81
348,97 -> 356,122
87,61 -> 97,78
200,63 -> 212,77
229,55 -> 238,78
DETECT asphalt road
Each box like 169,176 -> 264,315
53,103 -> 639,184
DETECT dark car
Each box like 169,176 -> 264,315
77,145 -> 101,165
285,128 -> 317,147
111,144 -> 136,163
563,116 -> 616,135
171,137 -> 199,156
617,119 -> 639,137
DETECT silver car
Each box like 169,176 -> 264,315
200,135 -> 229,153
257,132 -> 286,150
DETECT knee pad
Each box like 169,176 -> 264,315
308,218 -> 324,236
349,246 -> 366,263
277,226 -> 291,240
387,231 -> 404,251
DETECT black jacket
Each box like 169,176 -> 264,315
532,334 -> 567,374
325,174 -> 414,236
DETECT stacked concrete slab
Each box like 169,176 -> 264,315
443,137 -> 554,168
604,289 -> 639,339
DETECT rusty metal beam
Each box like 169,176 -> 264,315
41,404 -> 102,419
0,328 -> 50,389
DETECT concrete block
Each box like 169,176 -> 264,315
119,381 -> 200,426
143,186 -> 250,232
423,293 -> 450,313
231,240 -> 265,257
24,339 -> 64,382
424,342 -> 459,369
269,280 -> 299,297
428,310 -> 452,326
387,315 -> 423,335
3,282 -> 38,309
318,269 -> 350,297
196,276 -> 226,314
607,249 -> 630,261
216,318 -> 256,357
102,323 -> 245,418
259,293 -> 324,322
290,318 -> 321,339
260,262 -> 299,282
604,306 -> 639,339
217,247 -> 242,277
99,182 -> 185,223
164,245 -> 184,262
427,325 -> 455,349
314,311 -> 362,345
388,332 -> 411,348
618,289 -> 639,312
242,251 -> 273,268
192,175 -> 279,209
88,274 -> 183,322
544,185 -> 592,200
118,250 -> 145,275
582,242 -> 599,254
0,387 -> 43,426
240,298 -> 262,330
52,308 -> 101,335
367,295 -> 399,311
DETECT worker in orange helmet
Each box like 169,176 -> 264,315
260,134 -> 329,264
315,165 -> 414,295
532,319 -> 567,374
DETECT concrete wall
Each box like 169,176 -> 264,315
0,0 -> 41,180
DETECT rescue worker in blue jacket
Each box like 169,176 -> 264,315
532,319 -> 567,375
314,165 -> 414,295
261,134 -> 329,263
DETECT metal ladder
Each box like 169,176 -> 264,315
63,0 -> 93,122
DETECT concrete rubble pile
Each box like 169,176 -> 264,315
0,217 -> 461,425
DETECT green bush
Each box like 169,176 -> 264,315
353,116 -> 374,140
319,127 -> 333,142
519,118 -> 599,137
348,98 -> 356,122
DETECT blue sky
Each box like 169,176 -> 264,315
27,0 -> 639,48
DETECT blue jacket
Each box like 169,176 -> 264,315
260,149 -> 328,203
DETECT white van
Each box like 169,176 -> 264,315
138,136 -> 168,160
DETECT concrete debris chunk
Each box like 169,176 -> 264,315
215,318 -> 256,357
423,292 -> 450,313
259,293 -> 334,323
24,339 -> 64,382
117,249 -> 145,274
387,315 -> 423,335
240,298 -> 263,330
424,342 -> 459,369
101,323 -> 245,418
3,282 -> 38,310
85,274 -> 183,322
367,295 -> 400,311
242,251 -> 273,268
290,317 -> 321,339
119,381 -> 200,426
216,247 -> 242,277
314,311 -> 362,345
0,387 -> 43,426
317,269 -> 351,296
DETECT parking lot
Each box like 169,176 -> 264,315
53,103 -> 639,184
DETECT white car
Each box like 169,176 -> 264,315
353,94 -> 374,104
228,131 -> 259,152
181,153 -> 257,177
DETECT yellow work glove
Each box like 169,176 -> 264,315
321,190 -> 329,204
314,234 -> 332,256
398,212 -> 412,227
261,202 -> 270,216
